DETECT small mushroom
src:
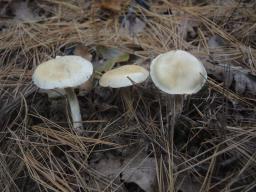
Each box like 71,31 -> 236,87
99,65 -> 149,114
150,50 -> 207,138
32,55 -> 93,132
99,65 -> 149,88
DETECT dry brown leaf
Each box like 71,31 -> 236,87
78,79 -> 93,96
90,152 -> 157,192
97,0 -> 128,12
74,44 -> 92,61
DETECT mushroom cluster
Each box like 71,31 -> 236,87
97,50 -> 207,95
32,50 -> 207,134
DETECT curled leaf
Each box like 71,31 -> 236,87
95,46 -> 130,78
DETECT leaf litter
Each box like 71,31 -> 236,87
90,151 -> 156,192
206,35 -> 256,95
0,0 -> 256,192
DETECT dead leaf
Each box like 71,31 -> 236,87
204,61 -> 256,95
95,46 -> 130,78
10,1 -> 39,22
99,53 -> 129,71
97,0 -> 128,12
90,152 -> 122,180
206,37 -> 256,95
208,35 -> 225,49
74,44 -> 92,61
90,152 -> 157,192
120,9 -> 146,36
233,72 -> 256,95
78,79 -> 93,96
97,45 -> 123,60
121,157 -> 156,192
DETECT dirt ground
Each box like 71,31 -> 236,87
0,0 -> 256,192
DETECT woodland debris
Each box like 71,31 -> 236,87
206,36 -> 256,95
120,8 -> 146,36
90,152 -> 157,192
96,0 -> 129,12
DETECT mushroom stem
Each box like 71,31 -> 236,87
167,95 -> 184,143
120,87 -> 134,117
64,87 -> 83,132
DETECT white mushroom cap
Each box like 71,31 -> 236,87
99,65 -> 149,88
150,50 -> 207,94
32,55 -> 93,89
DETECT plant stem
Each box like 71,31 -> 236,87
64,87 -> 83,132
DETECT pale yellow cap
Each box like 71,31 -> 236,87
99,65 -> 149,88
33,56 -> 93,89
150,50 -> 207,94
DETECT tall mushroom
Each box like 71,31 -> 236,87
32,55 -> 93,132
99,65 -> 149,115
150,50 -> 207,140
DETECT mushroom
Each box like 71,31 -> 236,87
32,55 -> 93,132
99,65 -> 149,114
150,50 -> 207,95
150,50 -> 207,138
99,65 -> 149,88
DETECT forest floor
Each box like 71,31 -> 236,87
0,0 -> 256,192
